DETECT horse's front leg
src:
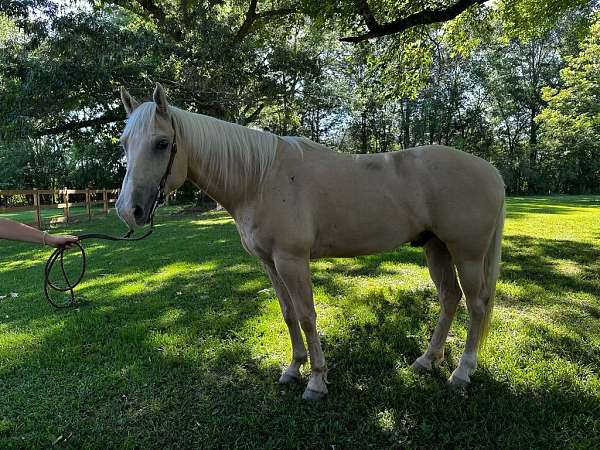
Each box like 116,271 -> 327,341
273,253 -> 328,400
261,261 -> 307,384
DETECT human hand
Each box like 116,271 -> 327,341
46,234 -> 79,248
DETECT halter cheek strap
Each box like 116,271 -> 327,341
154,116 -> 179,213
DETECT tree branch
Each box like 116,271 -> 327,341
236,0 -> 259,40
37,110 -> 125,136
356,0 -> 380,32
235,0 -> 298,41
341,0 -> 487,43
240,104 -> 264,125
111,0 -> 184,41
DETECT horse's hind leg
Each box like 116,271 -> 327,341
412,237 -> 462,373
448,258 -> 488,387
262,261 -> 308,384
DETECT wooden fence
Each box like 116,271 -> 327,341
0,188 -> 120,228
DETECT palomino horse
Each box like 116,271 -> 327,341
116,83 -> 505,400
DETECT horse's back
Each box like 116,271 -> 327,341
275,138 -> 504,209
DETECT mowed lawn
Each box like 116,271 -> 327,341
0,197 -> 599,449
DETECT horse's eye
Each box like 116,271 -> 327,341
156,140 -> 169,150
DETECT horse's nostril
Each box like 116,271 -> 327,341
133,205 -> 144,220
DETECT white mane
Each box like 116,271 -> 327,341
123,102 -> 279,193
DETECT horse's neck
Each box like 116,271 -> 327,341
186,160 -> 239,211
181,115 -> 272,211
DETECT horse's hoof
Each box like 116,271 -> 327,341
278,372 -> 300,385
447,374 -> 469,389
302,388 -> 326,401
410,359 -> 431,374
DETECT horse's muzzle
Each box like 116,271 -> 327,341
133,204 -> 147,225
116,185 -> 158,228
120,203 -> 151,227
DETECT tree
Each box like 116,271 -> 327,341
536,13 -> 600,193
0,0 -> 598,194
0,1 -> 307,188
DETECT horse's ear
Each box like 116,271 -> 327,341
153,82 -> 169,115
120,87 -> 139,116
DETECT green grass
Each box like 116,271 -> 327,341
0,197 -> 599,449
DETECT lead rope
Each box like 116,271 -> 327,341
43,223 -> 155,308
43,117 -> 178,308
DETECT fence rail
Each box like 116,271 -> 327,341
0,188 -> 120,228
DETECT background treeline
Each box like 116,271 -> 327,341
0,0 -> 598,195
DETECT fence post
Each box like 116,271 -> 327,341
103,188 -> 108,214
86,188 -> 91,221
33,188 -> 42,229
63,187 -> 69,223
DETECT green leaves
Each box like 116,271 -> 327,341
496,0 -> 593,42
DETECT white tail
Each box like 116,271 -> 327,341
480,201 -> 505,348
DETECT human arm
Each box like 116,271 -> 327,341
0,218 -> 78,248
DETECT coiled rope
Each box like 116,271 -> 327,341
43,226 -> 155,308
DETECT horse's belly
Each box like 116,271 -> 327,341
310,220 -> 411,258
307,183 -> 422,258
310,242 -> 400,258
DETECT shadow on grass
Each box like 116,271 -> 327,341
500,234 -> 600,317
3,270 -> 598,448
518,318 -> 600,369
0,212 -> 277,447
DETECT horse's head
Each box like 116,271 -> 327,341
116,83 -> 187,228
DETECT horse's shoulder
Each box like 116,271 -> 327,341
398,145 -> 479,166
280,136 -> 332,153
